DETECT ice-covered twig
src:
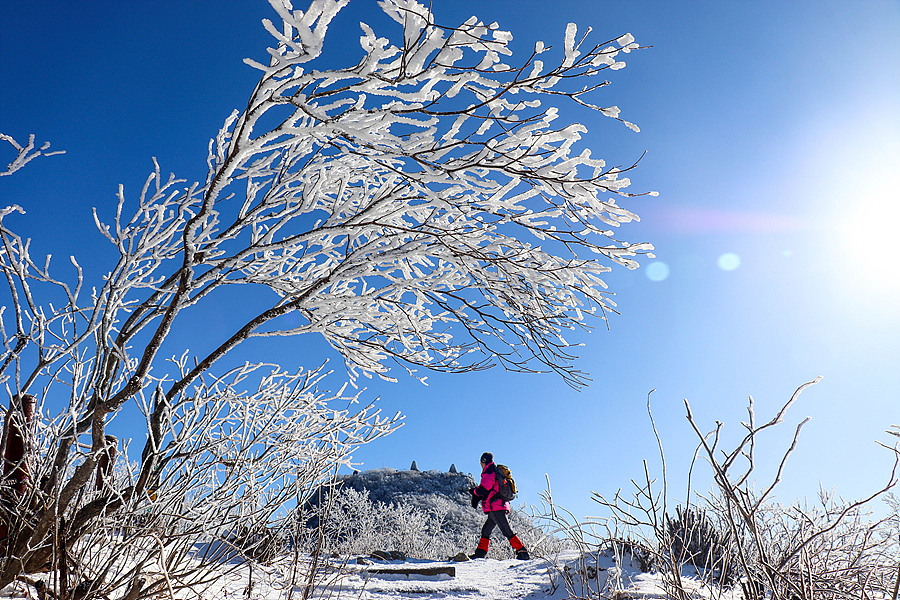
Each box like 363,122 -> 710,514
1,133 -> 65,176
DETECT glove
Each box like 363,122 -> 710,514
470,489 -> 480,509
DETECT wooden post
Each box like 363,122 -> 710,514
3,394 -> 36,493
1,394 -> 36,544
366,566 -> 456,577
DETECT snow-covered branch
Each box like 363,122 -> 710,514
0,133 -> 64,177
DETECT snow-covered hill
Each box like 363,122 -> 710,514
305,467 -> 541,559
327,467 -> 477,522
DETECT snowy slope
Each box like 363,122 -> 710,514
119,550 -> 734,600
0,546 -> 745,600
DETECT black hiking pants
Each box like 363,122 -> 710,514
480,510 -> 515,540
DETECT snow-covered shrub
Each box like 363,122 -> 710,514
590,379 -> 900,600
608,537 -> 655,574
223,524 -> 286,565
523,483 -> 653,598
684,381 -> 900,599
717,492 -> 900,600
314,487 -> 438,557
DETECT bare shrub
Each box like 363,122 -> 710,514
525,475 -> 650,599
586,380 -> 900,600
686,378 -> 899,599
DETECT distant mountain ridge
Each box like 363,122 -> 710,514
325,467 -> 484,539
335,467 -> 476,506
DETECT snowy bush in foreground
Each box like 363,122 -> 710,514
590,379 -> 900,600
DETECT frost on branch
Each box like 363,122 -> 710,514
217,0 -> 655,387
0,1 -> 652,595
0,133 -> 65,176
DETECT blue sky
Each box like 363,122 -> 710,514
2,0 -> 899,524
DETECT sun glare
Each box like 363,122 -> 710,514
841,176 -> 900,296
798,102 -> 900,301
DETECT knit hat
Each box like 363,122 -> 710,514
480,452 -> 493,464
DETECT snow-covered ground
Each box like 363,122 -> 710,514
198,550 -> 736,600
0,549 -> 734,600
180,553 -> 624,599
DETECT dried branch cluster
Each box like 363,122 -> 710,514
589,379 -> 900,600
0,0 -> 652,597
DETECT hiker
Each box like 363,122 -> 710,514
469,452 -> 530,560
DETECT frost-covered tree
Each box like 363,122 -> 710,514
0,0 -> 652,596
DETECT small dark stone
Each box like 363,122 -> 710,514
71,580 -> 95,600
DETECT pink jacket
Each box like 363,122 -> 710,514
474,462 -> 510,513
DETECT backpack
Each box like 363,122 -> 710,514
494,464 -> 517,501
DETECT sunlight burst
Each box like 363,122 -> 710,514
842,177 -> 900,294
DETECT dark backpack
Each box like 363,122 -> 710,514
494,464 -> 517,501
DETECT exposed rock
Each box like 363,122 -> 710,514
451,552 -> 469,562
410,460 -> 418,471
449,463 -> 457,474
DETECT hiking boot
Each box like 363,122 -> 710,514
470,537 -> 489,559
516,549 -> 530,560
